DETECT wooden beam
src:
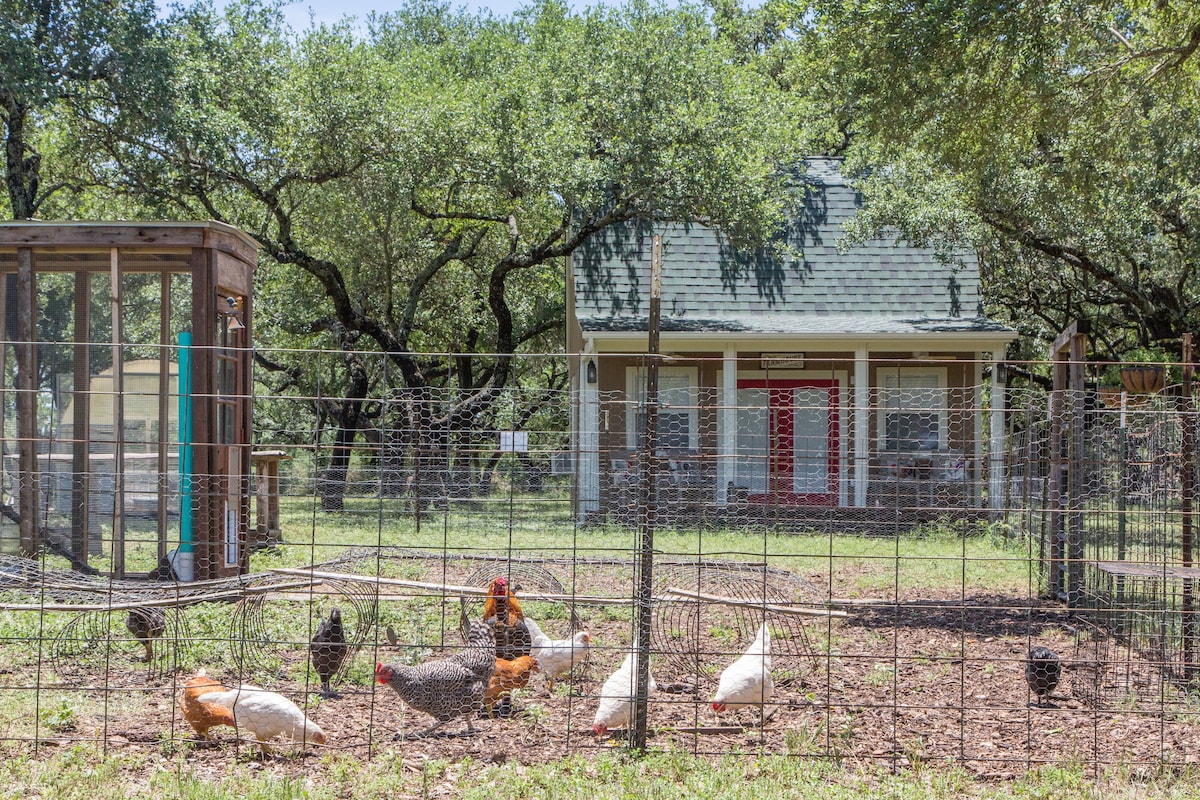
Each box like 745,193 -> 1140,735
71,270 -> 91,565
16,248 -> 38,556
0,275 -> 7,539
1051,318 -> 1091,356
662,587 -> 849,618
1066,323 -> 1087,605
157,272 -> 171,563
0,221 -> 260,263
267,568 -> 849,618
190,247 -> 216,579
110,248 -> 126,578
0,578 -> 318,613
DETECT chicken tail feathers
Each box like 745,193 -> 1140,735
194,690 -> 235,709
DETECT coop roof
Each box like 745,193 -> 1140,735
570,157 -> 1014,343
0,220 -> 259,267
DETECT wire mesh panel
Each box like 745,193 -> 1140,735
2,351 -> 1200,777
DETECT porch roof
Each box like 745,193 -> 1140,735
576,312 -> 1013,336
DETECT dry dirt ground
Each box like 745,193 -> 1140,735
6,583 -> 1200,784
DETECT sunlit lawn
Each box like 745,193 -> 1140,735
50,489 -> 1038,602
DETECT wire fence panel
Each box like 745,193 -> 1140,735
1,350 -> 1199,776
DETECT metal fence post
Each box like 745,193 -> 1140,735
632,235 -> 662,751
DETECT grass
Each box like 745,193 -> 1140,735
0,745 -> 1198,800
0,490 -> 1133,797
247,494 -> 1038,599
22,492 -> 1036,604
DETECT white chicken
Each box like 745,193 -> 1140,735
591,648 -> 656,737
711,621 -> 774,715
196,685 -> 327,756
526,616 -> 592,692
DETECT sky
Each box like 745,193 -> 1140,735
275,0 -> 543,29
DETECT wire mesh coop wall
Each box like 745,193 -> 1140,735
1,349 -> 1199,776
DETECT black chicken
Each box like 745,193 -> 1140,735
1025,646 -> 1062,707
126,606 -> 167,662
310,607 -> 349,698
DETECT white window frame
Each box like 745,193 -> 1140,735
625,366 -> 699,451
876,368 -> 949,452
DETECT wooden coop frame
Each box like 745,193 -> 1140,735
0,221 -> 257,580
1048,319 -> 1089,605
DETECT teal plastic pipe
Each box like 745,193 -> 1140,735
178,331 -> 194,556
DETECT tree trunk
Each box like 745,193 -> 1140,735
319,351 -> 369,512
407,387 -> 449,514
3,100 -> 38,220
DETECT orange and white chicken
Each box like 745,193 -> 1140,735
178,668 -> 236,740
196,685 -> 326,756
591,647 -> 655,737
712,622 -> 774,715
526,616 -> 591,692
484,655 -> 539,713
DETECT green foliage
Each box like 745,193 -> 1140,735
0,0 -> 168,218
37,699 -> 75,733
67,0 -> 805,482
782,0 -> 1200,361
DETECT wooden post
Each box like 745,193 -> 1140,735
110,248 -> 126,578
251,450 -> 288,546
1048,320 -> 1089,605
1067,327 -> 1087,606
71,271 -> 91,565
191,247 -> 215,580
15,248 -> 38,556
1,276 -> 9,550
1180,333 -> 1195,682
157,272 -> 171,563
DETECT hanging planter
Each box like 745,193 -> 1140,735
1119,365 -> 1166,394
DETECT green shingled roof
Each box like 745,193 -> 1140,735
572,157 -> 1011,336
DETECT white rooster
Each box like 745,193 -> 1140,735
526,616 -> 592,692
711,621 -> 774,716
196,685 -> 327,756
591,647 -> 656,737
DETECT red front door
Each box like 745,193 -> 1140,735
737,379 -> 839,506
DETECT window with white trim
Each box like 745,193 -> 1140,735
626,366 -> 699,451
878,369 -> 947,451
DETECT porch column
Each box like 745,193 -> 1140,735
578,348 -> 600,518
854,345 -> 869,507
972,357 -> 984,507
717,346 -> 737,504
988,352 -> 1007,515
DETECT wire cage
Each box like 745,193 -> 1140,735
2,351 -> 1200,775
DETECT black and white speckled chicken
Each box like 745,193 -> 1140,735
1025,645 -> 1062,707
310,607 -> 349,698
126,606 -> 167,662
375,620 -> 496,738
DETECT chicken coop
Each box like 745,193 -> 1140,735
0,221 -> 257,580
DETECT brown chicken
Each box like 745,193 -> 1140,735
482,576 -> 532,662
126,606 -> 167,662
179,668 -> 236,740
484,655 -> 539,714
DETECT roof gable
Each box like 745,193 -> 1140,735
572,158 -> 1006,336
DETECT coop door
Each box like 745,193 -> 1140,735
736,379 -> 839,505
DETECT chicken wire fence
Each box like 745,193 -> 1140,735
1,348 -> 1199,775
